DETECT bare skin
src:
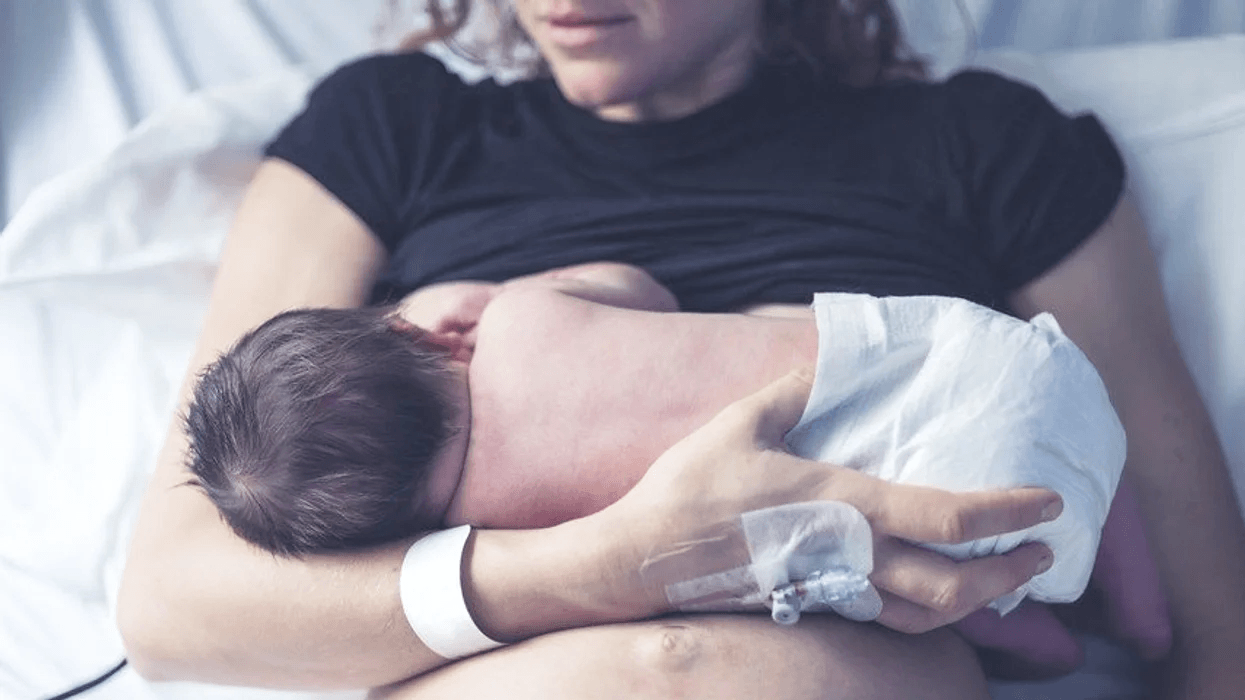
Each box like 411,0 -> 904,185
375,200 -> 1245,700
377,309 -> 999,700
402,261 -> 1168,682
118,162 -> 1060,691
372,614 -> 990,700
382,270 -> 1007,700
448,285 -> 821,528
406,262 -> 833,529
116,0 -> 1245,690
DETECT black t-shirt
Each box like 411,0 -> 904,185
265,52 -> 1124,314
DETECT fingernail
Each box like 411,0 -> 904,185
1036,552 -> 1054,575
1040,498 -> 1063,523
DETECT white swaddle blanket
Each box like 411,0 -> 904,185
785,293 -> 1127,610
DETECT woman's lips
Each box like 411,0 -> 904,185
543,15 -> 633,49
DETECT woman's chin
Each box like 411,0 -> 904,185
551,64 -> 650,118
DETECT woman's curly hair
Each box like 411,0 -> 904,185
386,0 -> 926,86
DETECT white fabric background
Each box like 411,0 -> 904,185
1,3 -> 1243,700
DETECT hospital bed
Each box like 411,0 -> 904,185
2,2 -> 1243,699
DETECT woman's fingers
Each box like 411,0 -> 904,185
871,538 -> 1054,633
807,469 -> 1062,545
706,370 -> 1065,632
730,367 -> 816,444
683,369 -> 1062,547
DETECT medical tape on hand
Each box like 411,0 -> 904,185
399,525 -> 505,659
640,501 -> 880,624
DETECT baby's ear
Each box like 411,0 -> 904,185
417,328 -> 474,363
387,315 -> 472,362
387,315 -> 426,338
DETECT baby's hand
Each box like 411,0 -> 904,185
397,280 -> 502,349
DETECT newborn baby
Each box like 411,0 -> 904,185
185,262 -> 1124,609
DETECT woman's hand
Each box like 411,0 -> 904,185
601,369 -> 1063,634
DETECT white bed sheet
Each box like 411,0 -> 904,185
0,0 -> 391,228
0,69 -> 365,700
2,3 -> 1244,700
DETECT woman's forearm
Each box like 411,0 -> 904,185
118,424 -> 430,688
465,515 -> 668,643
1114,358 -> 1245,670
118,434 -> 650,688
114,159 -> 649,688
1096,342 -> 1245,699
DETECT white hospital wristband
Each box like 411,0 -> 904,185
398,525 -> 505,659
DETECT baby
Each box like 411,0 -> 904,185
183,262 -> 684,555
184,262 -> 1122,606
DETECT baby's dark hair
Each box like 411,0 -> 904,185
183,306 -> 458,557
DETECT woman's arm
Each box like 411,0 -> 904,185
115,160 -> 646,688
118,160 -> 1068,691
1010,194 -> 1245,698
116,158 -> 407,686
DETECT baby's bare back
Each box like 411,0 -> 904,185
445,288 -> 818,528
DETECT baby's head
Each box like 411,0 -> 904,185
184,306 -> 463,556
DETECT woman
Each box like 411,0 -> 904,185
116,1 -> 1245,697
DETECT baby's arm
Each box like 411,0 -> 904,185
504,262 -> 679,312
